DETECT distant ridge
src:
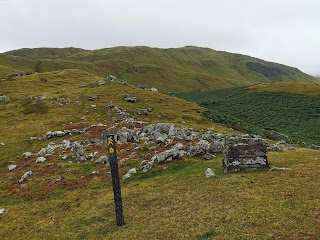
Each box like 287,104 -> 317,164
1,46 -> 317,92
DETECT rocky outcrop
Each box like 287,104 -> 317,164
222,135 -> 269,172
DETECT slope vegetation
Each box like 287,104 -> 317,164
174,85 -> 320,148
1,69 -> 319,239
1,46 -> 317,92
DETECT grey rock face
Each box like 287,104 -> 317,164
72,141 -> 85,161
19,170 -> 32,183
222,135 -> 269,172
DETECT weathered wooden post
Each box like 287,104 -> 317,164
104,133 -> 125,226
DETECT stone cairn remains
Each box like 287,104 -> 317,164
222,135 -> 269,172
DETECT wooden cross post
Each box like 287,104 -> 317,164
105,133 -> 125,226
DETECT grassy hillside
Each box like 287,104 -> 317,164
174,84 -> 320,148
1,46 -> 317,92
1,69 -> 319,239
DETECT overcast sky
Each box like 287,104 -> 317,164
0,0 -> 319,75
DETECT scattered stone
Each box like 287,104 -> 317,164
61,140 -> 71,149
55,176 -> 63,182
22,152 -> 33,158
122,95 -> 138,103
0,95 -> 10,102
0,142 -> 5,146
61,155 -> 68,160
80,116 -> 86,120
96,155 -> 108,164
188,140 -> 210,156
19,170 -> 32,183
141,161 -> 155,173
205,168 -> 215,178
203,153 -> 215,160
87,152 -> 99,159
0,208 -> 6,214
36,157 -> 46,163
118,79 -> 128,85
123,168 -> 137,179
79,84 -> 86,88
107,75 -> 117,81
98,80 -> 106,85
91,170 -> 99,174
8,165 -> 17,171
137,85 -> 146,89
141,108 -> 152,115
88,96 -> 99,101
72,141 -> 86,161
270,166 -> 290,171
150,88 -> 158,92
37,148 -> 47,156
222,135 -> 269,172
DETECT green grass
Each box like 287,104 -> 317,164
0,58 -> 319,239
1,149 -> 320,239
174,86 -> 320,147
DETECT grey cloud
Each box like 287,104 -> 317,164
0,0 -> 319,75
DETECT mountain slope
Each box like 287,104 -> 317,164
2,46 -> 317,92
174,85 -> 320,148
